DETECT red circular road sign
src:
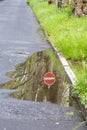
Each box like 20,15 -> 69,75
44,72 -> 55,86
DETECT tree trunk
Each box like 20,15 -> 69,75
72,0 -> 87,16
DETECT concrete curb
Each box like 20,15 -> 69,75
50,43 -> 77,84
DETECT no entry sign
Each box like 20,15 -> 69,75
44,72 -> 55,86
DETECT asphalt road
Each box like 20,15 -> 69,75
0,99 -> 86,130
0,0 -> 50,84
0,0 -> 87,130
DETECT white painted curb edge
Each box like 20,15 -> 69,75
50,43 -> 77,85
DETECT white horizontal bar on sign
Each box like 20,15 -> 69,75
44,78 -> 55,80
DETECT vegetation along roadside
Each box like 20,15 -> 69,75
27,0 -> 87,108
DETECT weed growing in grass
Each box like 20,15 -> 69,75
71,61 -> 87,107
73,76 -> 87,108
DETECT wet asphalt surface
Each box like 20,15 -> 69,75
0,0 -> 87,130
0,0 -> 50,84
